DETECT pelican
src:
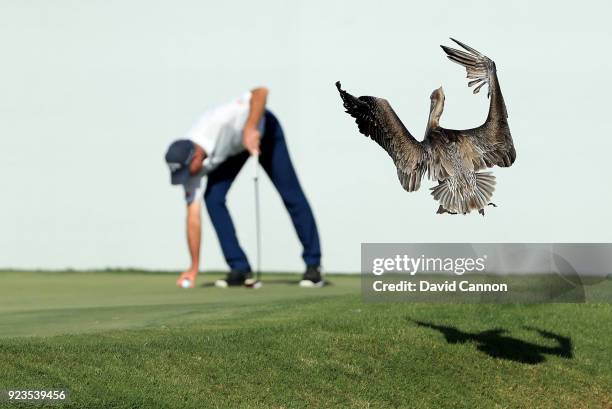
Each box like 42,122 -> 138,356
336,38 -> 516,215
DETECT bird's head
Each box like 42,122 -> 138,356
426,86 -> 445,134
430,86 -> 445,110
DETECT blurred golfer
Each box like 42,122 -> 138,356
165,87 -> 322,288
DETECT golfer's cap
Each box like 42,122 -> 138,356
165,139 -> 195,185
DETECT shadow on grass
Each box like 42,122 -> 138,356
412,320 -> 573,364
199,279 -> 333,287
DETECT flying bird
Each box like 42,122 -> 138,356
336,38 -> 516,215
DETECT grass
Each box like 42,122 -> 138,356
0,270 -> 611,408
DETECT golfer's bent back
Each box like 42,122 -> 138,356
165,87 -> 322,288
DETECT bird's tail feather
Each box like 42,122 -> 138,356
431,172 -> 496,214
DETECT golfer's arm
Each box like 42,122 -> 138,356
186,200 -> 201,272
245,87 -> 268,130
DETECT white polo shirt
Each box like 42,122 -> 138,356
182,91 -> 265,203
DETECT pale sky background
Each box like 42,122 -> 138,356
1,0 -> 611,273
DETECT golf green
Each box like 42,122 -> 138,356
0,271 -> 611,408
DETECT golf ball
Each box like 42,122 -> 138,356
181,278 -> 191,289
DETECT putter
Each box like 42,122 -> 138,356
246,153 -> 263,289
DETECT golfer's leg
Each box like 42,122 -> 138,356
260,112 -> 321,267
204,152 -> 251,272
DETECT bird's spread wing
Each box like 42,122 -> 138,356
441,39 -> 515,169
441,38 -> 497,99
463,128 -> 516,170
336,81 -> 428,192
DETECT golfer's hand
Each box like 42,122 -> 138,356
243,127 -> 261,155
177,268 -> 197,288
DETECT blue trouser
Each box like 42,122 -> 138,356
204,111 -> 321,272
